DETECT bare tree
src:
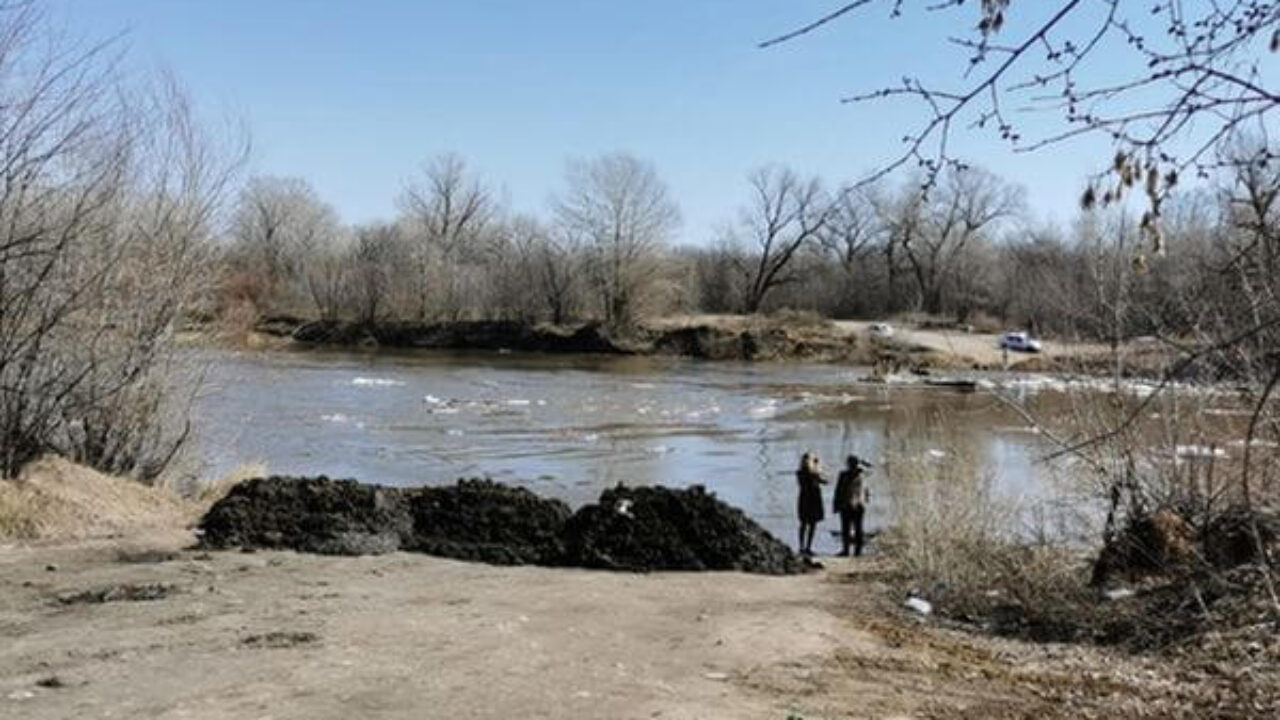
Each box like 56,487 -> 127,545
554,154 -> 680,328
229,176 -> 339,314
691,239 -> 743,314
818,185 -> 883,315
346,223 -> 402,325
303,229 -> 350,322
728,166 -> 832,314
883,168 -> 1022,316
763,2 -> 1280,239
535,227 -> 583,326
0,5 -> 242,478
398,153 -> 495,321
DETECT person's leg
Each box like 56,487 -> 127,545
798,523 -> 806,554
838,512 -> 851,556
853,505 -> 866,557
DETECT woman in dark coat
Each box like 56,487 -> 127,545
796,452 -> 826,556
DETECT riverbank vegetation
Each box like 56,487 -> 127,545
213,149 -> 1279,363
0,4 -> 243,481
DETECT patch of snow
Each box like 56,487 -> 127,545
351,377 -> 404,387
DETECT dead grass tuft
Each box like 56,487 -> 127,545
191,461 -> 265,507
0,456 -> 194,541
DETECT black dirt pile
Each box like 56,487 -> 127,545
199,476 -> 413,555
561,484 -> 803,574
198,476 -> 802,575
407,479 -> 571,565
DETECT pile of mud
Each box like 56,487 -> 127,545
198,476 -> 412,555
562,484 -> 803,574
198,476 -> 802,575
407,480 -> 570,565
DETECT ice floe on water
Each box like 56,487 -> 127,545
422,394 -> 542,415
993,374 -> 1229,399
995,425 -> 1042,435
1226,438 -> 1280,449
685,404 -> 722,420
1175,445 -> 1229,460
351,377 -> 405,387
1201,407 -> 1255,417
321,413 -> 364,429
748,399 -> 781,419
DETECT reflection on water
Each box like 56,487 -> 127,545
191,348 -> 1076,554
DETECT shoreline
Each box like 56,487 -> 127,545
186,313 -> 1196,382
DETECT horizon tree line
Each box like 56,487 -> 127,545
218,145 -> 1278,353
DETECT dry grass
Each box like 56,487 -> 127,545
0,456 -> 194,541
0,456 -> 265,542
189,461 -> 265,508
881,420 -> 1024,589
878,416 -> 1101,640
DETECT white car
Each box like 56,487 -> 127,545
868,323 -> 895,340
999,331 -> 1042,353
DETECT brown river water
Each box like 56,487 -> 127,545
190,348 -> 1181,554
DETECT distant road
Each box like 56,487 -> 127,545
834,320 -> 1108,368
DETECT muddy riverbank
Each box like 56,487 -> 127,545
250,315 -> 935,367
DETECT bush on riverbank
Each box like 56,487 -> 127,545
880,417 -> 1279,651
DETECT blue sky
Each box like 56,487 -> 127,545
56,1 -> 1119,243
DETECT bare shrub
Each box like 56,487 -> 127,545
0,6 -> 242,480
882,416 -> 1021,589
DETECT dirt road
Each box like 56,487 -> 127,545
0,532 -> 1216,720
834,321 -> 1106,369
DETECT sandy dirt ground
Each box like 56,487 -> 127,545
648,314 -> 1107,369
0,531 -> 1214,720
833,321 -> 1106,369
